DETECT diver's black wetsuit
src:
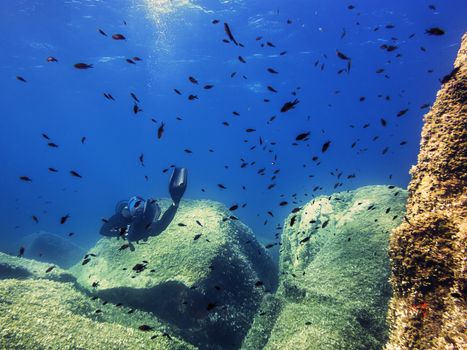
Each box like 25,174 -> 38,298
99,168 -> 187,248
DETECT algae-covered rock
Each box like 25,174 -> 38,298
0,251 -> 75,283
71,199 -> 277,350
21,231 -> 86,268
255,185 -> 407,350
0,278 -> 196,350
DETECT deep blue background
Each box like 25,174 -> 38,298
0,0 -> 465,253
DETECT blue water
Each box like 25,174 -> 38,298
0,0 -> 465,253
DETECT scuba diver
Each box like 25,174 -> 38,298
100,168 -> 187,249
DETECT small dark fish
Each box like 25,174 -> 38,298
138,325 -> 154,331
425,27 -> 445,36
18,246 -> 25,257
47,142 -> 59,148
32,215 -> 39,223
174,88 -> 182,95
133,103 -> 142,114
70,170 -> 82,178
212,19 -> 220,24
380,118 -> 387,127
203,84 -> 214,89
41,133 -> 51,140
300,236 -> 311,244
279,201 -> 288,206
193,234 -> 202,241
321,140 -> 331,153
45,265 -> 55,273
196,220 -> 203,227
188,76 -> 198,84
267,86 -> 277,93
130,92 -> 139,102
397,109 -> 408,117
132,57 -> 142,61
118,243 -> 130,251
217,184 -> 227,189
60,214 -> 70,224
126,58 -> 136,64
178,223 -> 187,227
229,204 -> 238,211
112,33 -> 126,40
267,68 -> 278,74
16,76 -> 27,83
380,44 -> 398,52
336,50 -> 350,60
238,56 -> 246,63
19,176 -> 32,182
157,122 -> 165,139
255,280 -> 264,287
280,99 -> 300,113
139,154 -> 144,167
224,23 -> 238,46
80,136 -> 86,144
295,132 -> 310,141
321,220 -> 329,228
132,263 -> 146,273
184,149 -> 193,153
188,94 -> 198,101
74,63 -> 93,69
98,29 -> 107,36
68,232 -> 74,237
92,281 -> 99,288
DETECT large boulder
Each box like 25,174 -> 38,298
20,231 -> 86,268
0,278 -> 196,350
71,199 -> 277,350
0,251 -> 75,283
243,185 -> 407,350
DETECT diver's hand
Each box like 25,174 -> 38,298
169,168 -> 188,205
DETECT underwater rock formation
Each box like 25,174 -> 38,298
0,278 -> 195,350
20,231 -> 86,269
0,251 -> 75,283
386,34 -> 467,349
71,199 -> 277,350
243,185 -> 407,350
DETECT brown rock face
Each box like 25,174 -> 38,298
386,34 -> 467,349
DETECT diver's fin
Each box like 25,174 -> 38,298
169,167 -> 188,205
